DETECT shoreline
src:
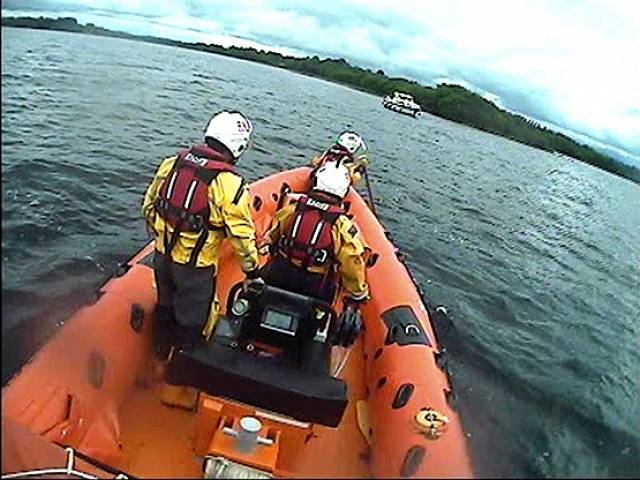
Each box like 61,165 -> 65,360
2,16 -> 639,184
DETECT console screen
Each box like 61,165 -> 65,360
262,309 -> 296,334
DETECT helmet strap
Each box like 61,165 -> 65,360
310,190 -> 341,204
204,137 -> 235,164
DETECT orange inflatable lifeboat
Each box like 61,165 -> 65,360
2,167 -> 473,479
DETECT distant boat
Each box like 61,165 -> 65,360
382,91 -> 421,118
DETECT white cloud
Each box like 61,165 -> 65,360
3,0 -> 640,155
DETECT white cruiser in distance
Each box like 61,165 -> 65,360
382,91 -> 422,117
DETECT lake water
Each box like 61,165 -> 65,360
2,27 -> 639,478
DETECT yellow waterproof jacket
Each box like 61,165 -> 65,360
142,156 -> 259,273
265,197 -> 369,300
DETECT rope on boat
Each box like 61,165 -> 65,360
359,162 -> 433,306
331,346 -> 353,378
360,163 -> 446,349
362,167 -> 379,218
1,447 -> 128,480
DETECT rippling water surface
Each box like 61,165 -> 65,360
2,27 -> 639,478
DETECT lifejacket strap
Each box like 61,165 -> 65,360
231,178 -> 246,205
244,268 -> 261,279
188,229 -> 210,266
166,219 -> 184,256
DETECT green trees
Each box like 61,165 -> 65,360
3,15 -> 638,183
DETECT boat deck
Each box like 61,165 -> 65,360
114,342 -> 371,478
118,385 -> 202,478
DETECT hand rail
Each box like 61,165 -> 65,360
1,447 -> 128,480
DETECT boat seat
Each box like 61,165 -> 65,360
165,338 -> 348,428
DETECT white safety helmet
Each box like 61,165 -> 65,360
313,161 -> 351,199
203,110 -> 253,161
336,131 -> 364,154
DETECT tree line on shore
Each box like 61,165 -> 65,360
3,15 -> 638,183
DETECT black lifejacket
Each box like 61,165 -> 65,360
155,144 -> 235,262
277,195 -> 345,271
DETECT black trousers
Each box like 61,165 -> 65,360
153,252 -> 216,349
261,255 -> 336,304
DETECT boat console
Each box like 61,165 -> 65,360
165,283 -> 359,427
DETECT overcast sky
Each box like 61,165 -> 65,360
3,0 -> 640,161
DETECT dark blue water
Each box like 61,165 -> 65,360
2,27 -> 639,478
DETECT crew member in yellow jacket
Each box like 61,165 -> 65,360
310,130 -> 369,187
261,161 -> 369,305
142,111 -> 260,351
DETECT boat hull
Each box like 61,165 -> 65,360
383,102 -> 421,117
2,167 -> 472,478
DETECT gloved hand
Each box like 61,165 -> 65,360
257,241 -> 271,256
330,304 -> 363,347
344,294 -> 368,311
242,271 -> 265,292
356,156 -> 369,169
